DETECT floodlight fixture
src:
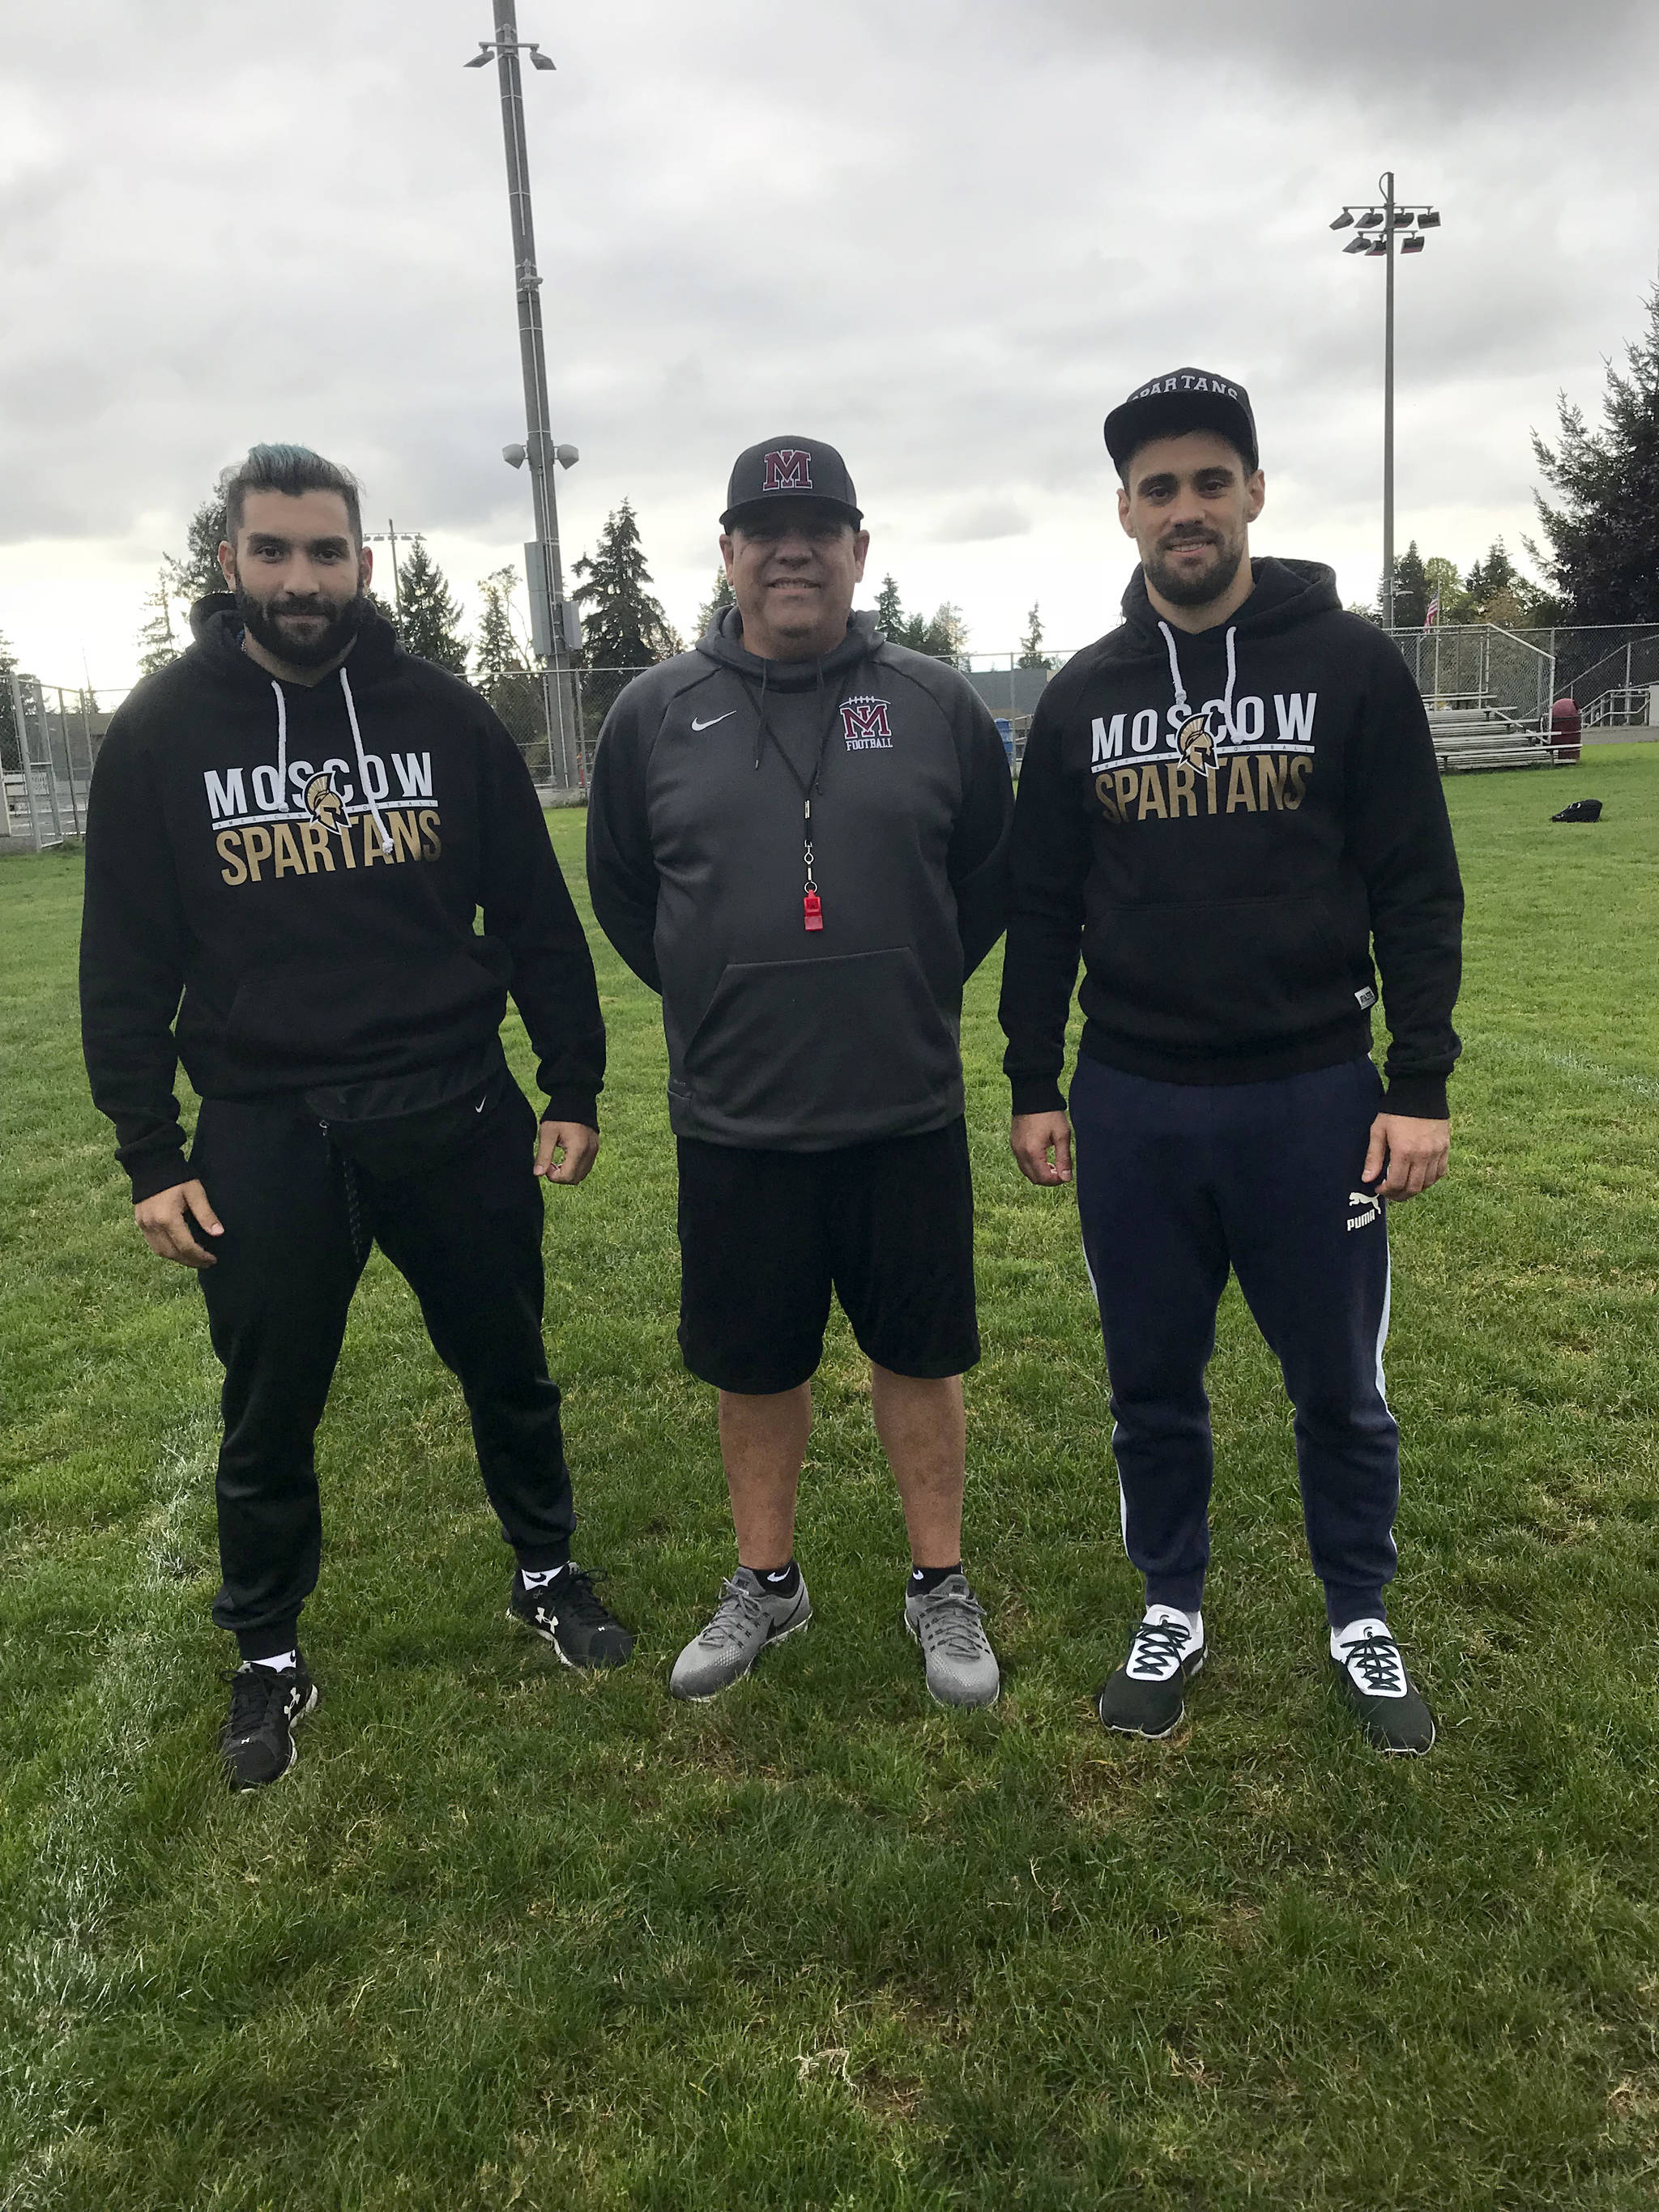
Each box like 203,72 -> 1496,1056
1355,209 -> 1384,228
464,44 -> 492,65
1417,209 -> 1441,228
1365,241 -> 1388,256
528,45 -> 556,70
554,443 -> 579,467
1330,210 -> 1355,229
1343,233 -> 1372,254
1390,210 -> 1414,228
1401,234 -> 1426,253
503,442 -> 527,468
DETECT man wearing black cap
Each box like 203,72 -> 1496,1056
587,437 -> 1013,1707
999,371 -> 1462,1754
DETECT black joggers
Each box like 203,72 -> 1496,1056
190,1078 -> 574,1659
1070,1051 -> 1400,1631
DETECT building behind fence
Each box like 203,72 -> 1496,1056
7,619 -> 1659,846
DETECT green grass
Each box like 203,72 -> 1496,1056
3,755 -> 1658,2211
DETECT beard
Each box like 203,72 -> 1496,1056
1144,529 -> 1247,610
233,576 -> 365,669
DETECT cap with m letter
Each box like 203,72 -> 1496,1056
1104,369 -> 1259,476
721,436 -> 862,530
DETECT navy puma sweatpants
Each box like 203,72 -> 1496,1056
1068,1051 -> 1399,1630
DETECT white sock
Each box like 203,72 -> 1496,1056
249,1649 -> 298,1673
519,1565 -> 568,1591
1331,1615 -> 1390,1660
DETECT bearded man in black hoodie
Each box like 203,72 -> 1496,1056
1000,372 -> 1462,1755
80,445 -> 633,1792
586,437 -> 1013,1710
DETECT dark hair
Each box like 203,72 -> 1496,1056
220,444 -> 363,544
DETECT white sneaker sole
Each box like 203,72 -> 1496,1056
903,1615 -> 1001,1709
671,1609 -> 811,1703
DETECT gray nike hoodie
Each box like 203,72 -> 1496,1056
586,607 -> 1013,1149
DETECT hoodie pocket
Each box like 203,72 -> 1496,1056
1085,896 -> 1363,1052
224,948 -> 505,1071
682,948 -> 959,1136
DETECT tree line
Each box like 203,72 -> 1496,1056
123,277 -> 1659,704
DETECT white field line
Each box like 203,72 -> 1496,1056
1472,1034 -> 1659,1107
0,1405 -> 217,2204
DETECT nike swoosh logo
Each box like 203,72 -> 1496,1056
690,711 -> 735,731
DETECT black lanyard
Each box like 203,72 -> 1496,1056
753,674 -> 845,934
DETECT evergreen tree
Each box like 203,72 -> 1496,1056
696,568 -> 736,637
1422,556 -> 1468,624
573,500 -> 680,720
164,495 -> 229,608
396,538 -> 469,674
1387,542 -> 1430,629
874,574 -> 906,641
0,624 -> 16,771
1017,602 -> 1051,671
473,567 -> 527,693
915,603 -> 969,664
1533,287 -> 1659,622
136,569 -> 181,675
367,588 -> 402,639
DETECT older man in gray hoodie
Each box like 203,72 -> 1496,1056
586,436 -> 1012,1708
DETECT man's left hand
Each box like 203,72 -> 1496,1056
1362,1113 -> 1449,1202
536,1120 -> 599,1185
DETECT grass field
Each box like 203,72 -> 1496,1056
3,752 -> 1658,2211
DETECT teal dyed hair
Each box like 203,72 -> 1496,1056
220,444 -> 363,544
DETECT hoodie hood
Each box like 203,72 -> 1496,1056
1120,556 -> 1341,653
186,592 -> 399,856
696,603 -> 880,690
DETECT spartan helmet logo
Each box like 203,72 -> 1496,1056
1175,712 -> 1218,778
302,769 -> 346,832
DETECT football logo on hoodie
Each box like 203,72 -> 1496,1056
840,697 -> 893,750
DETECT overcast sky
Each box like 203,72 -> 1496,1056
2,0 -> 1655,692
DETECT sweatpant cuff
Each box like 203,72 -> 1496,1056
1145,1576 -> 1205,1615
1324,1587 -> 1388,1630
514,1543 -> 572,1574
237,1621 -> 302,1662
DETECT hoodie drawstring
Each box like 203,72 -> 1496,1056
339,666 -> 394,855
1157,618 -> 1239,743
268,680 -> 288,806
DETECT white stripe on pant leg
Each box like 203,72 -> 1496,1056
1375,1236 -> 1398,1569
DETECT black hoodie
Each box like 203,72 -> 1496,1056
586,607 -> 1013,1149
80,597 -> 604,1200
999,559 -> 1463,1118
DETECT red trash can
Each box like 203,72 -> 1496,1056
1550,697 -> 1581,764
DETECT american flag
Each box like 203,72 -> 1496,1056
1423,588 -> 1440,631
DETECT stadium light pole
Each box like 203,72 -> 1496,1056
466,2 -> 581,786
364,522 -> 412,616
1329,173 -> 1442,629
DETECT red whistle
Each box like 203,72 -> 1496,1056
803,890 -> 823,932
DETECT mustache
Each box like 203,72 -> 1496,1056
1160,528 -> 1222,549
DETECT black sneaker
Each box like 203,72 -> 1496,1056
509,1565 -> 634,1669
1096,1605 -> 1205,1738
220,1656 -> 318,1792
1330,1618 -> 1435,1754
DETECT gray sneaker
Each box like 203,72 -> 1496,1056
903,1575 -> 1000,1708
669,1568 -> 812,1701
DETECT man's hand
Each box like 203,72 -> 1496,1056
536,1120 -> 599,1186
1362,1113 -> 1449,1202
1010,1110 -> 1073,1187
134,1178 -> 223,1268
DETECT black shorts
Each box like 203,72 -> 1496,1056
676,1119 -> 980,1394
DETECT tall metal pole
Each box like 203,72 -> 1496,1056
1382,169 -> 1397,630
488,0 -> 575,786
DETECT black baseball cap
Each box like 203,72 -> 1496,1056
721,436 -> 862,530
1103,369 -> 1259,476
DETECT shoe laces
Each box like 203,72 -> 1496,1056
699,1574 -> 768,1652
540,1565 -> 612,1629
1126,1617 -> 1192,1680
914,1584 -> 990,1662
220,1663 -> 295,1736
1341,1629 -> 1406,1696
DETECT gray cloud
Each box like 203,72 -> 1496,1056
2,0 -> 1655,680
